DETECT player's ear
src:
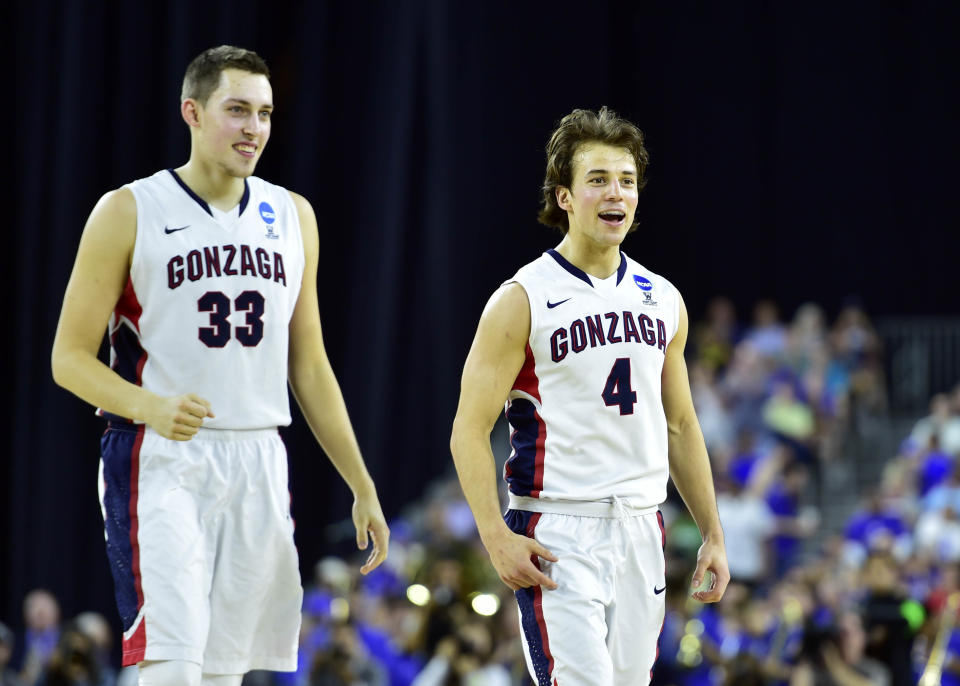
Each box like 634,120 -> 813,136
181,99 -> 202,128
556,186 -> 572,212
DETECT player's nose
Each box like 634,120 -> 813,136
605,179 -> 623,199
243,114 -> 264,137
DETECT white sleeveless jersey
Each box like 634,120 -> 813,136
504,249 -> 680,506
103,169 -> 305,429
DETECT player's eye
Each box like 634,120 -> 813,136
589,177 -> 604,184
230,106 -> 245,114
621,178 -> 635,186
259,111 -> 271,120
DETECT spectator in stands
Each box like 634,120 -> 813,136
830,304 -> 886,414
923,460 -> 960,513
411,619 -> 510,686
785,304 -> 829,376
0,623 -> 23,686
766,457 -> 818,576
843,490 -> 912,566
917,434 -> 955,497
689,360 -> 735,458
762,377 -> 817,465
20,590 -> 60,686
309,619 -> 386,686
716,473 -> 776,588
692,296 -> 740,374
915,505 -> 960,563
912,393 -> 960,458
746,300 -> 788,359
860,552 -> 917,685
34,621 -> 112,686
722,341 -> 772,435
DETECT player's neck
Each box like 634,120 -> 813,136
555,234 -> 622,279
175,160 -> 247,213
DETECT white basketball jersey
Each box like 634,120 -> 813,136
504,249 -> 680,506
103,169 -> 305,429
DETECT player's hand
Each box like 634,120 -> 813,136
484,529 -> 558,591
353,493 -> 389,575
145,393 -> 215,441
690,537 -> 729,603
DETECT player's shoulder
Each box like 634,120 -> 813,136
89,184 -> 137,229
508,251 -> 557,282
480,281 -> 530,339
621,251 -> 680,296
249,176 -> 312,216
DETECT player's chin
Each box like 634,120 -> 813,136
228,165 -> 257,179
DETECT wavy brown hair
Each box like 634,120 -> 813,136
538,107 -> 649,233
181,45 -> 270,106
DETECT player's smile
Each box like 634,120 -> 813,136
598,208 -> 627,226
233,142 -> 258,158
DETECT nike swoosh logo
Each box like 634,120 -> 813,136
654,585 -> 666,595
164,225 -> 190,234
547,298 -> 572,309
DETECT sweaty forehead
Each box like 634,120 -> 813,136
571,143 -> 636,175
210,68 -> 273,106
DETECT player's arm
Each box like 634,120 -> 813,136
286,192 -> 388,575
450,284 -> 558,591
662,293 -> 730,602
51,189 -> 213,440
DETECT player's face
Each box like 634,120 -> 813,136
557,143 -> 639,248
194,69 -> 273,178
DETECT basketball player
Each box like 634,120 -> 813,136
50,46 -> 389,686
450,107 -> 729,684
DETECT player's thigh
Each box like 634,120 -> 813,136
508,511 -> 617,685
608,512 -> 667,684
203,432 -> 301,672
116,433 -> 214,661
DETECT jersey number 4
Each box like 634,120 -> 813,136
602,357 -> 638,415
198,291 -> 265,347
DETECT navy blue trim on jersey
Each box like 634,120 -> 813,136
102,323 -> 145,424
547,249 -> 628,287
112,324 -> 143,385
100,427 -> 141,631
505,510 -> 553,686
238,179 -> 250,216
167,169 -> 213,216
547,249 -> 592,287
505,398 -> 540,497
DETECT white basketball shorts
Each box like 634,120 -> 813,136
504,505 -> 666,685
98,425 -> 302,674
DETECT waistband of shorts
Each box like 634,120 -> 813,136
508,493 -> 659,518
106,422 -> 279,442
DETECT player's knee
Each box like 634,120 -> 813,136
139,659 -> 202,686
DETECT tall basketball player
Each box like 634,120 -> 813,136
51,46 -> 389,686
450,107 -> 729,685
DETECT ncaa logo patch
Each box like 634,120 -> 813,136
259,202 -> 276,224
633,275 -> 653,291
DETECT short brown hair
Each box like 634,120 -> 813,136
538,107 -> 649,233
181,45 -> 270,106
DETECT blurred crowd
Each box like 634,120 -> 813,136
3,298 -> 960,686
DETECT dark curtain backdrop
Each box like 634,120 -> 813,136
6,0 -> 958,636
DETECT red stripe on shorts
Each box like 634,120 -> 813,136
123,618 -> 147,665
527,513 -> 555,680
122,425 -> 147,665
